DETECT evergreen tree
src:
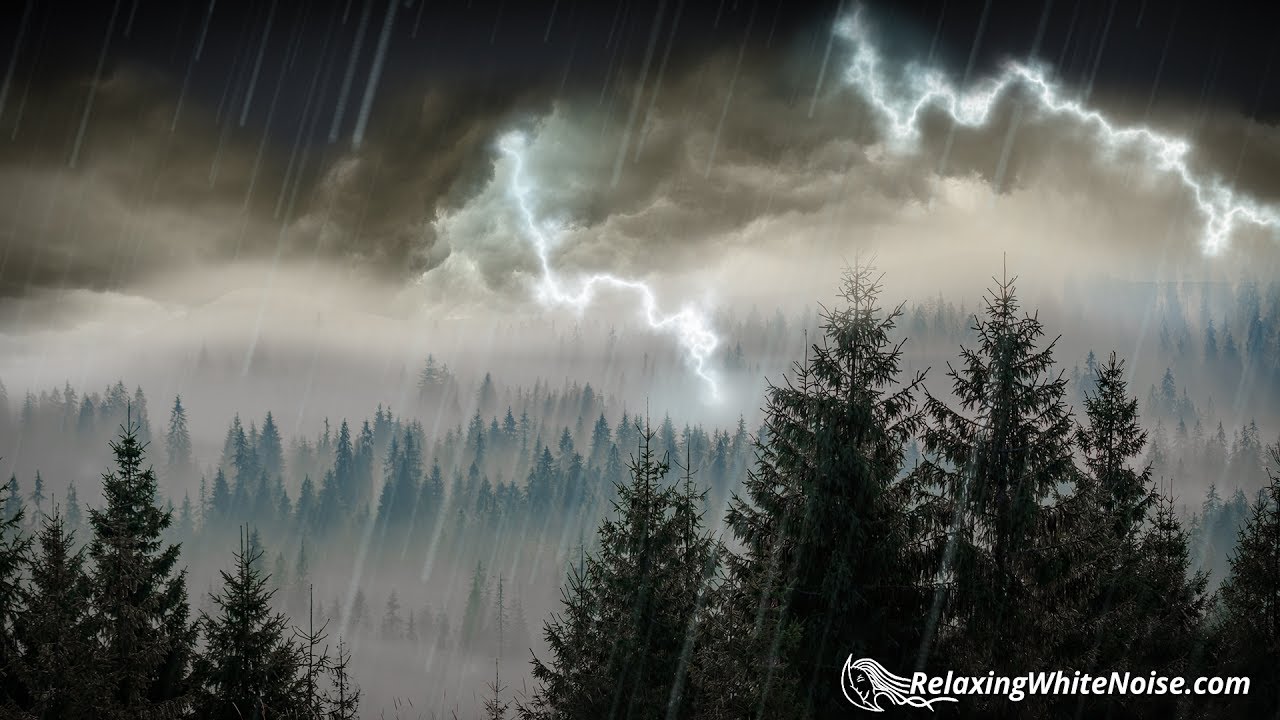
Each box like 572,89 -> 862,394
348,589 -> 369,637
65,482 -> 82,532
1075,352 -> 1154,542
209,468 -> 231,524
327,638 -> 360,720
293,585 -> 330,719
18,508 -> 101,717
290,541 -> 311,619
462,562 -> 488,649
0,476 -> 30,709
382,590 -> 403,641
178,492 -> 195,542
521,422 -> 716,720
28,472 -> 44,516
1209,467 -> 1280,715
257,411 -> 284,482
87,414 -> 196,716
194,529 -> 303,719
715,264 -> 926,716
912,271 -> 1076,686
4,477 -> 21,524
165,395 -> 193,478
1061,353 -> 1207,714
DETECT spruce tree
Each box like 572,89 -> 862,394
462,562 -> 488,650
17,508 -> 101,717
1060,350 -> 1207,707
257,411 -> 284,482
4,477 -> 21,523
521,422 -> 717,719
382,590 -> 403,641
293,584 -> 330,719
327,638 -> 360,720
65,482 -> 82,532
28,472 -> 44,516
713,264 -> 927,716
165,395 -> 193,479
194,528 -> 304,719
912,271 -> 1076,681
0,476 -> 30,708
1209,468 -> 1280,715
87,414 -> 196,716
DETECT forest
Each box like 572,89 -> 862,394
0,264 -> 1277,718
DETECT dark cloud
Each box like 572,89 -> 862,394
0,0 -> 1278,307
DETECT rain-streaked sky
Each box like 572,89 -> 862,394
2,0 -> 1280,393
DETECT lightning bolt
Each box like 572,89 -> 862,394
497,132 -> 721,400
836,10 -> 1279,255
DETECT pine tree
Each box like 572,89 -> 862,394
486,575 -> 511,720
381,590 -> 403,641
290,541 -> 311,620
326,638 -> 360,720
1062,353 -> 1207,713
258,411 -> 284,482
178,492 -> 195,542
520,422 -> 717,719
165,395 -> 193,479
4,476 -> 21,523
1209,467 -> 1280,715
0,475 -> 30,708
65,482 -> 82,532
87,413 -> 196,716
293,585 -> 330,719
912,270 -> 1076,683
210,468 -> 231,525
17,507 -> 101,717
1076,352 -> 1155,542
462,562 -> 487,650
711,265 -> 929,716
348,589 -> 369,637
194,528 -> 303,719
28,472 -> 44,516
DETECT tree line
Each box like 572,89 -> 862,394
0,419 -> 362,719
518,265 -> 1280,719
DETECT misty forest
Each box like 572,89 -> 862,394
5,0 -> 1280,718
2,264 -> 1280,718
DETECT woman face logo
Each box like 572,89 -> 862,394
841,656 -> 885,711
840,655 -> 959,712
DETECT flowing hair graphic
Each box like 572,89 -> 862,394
841,656 -> 958,712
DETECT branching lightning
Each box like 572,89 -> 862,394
491,11 -> 1273,400
497,132 -> 721,400
836,10 -> 1279,255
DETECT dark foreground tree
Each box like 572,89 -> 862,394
88,414 -> 197,717
0,476 -> 30,710
1062,353 -> 1207,716
17,508 -> 101,717
1208,462 -> 1280,716
193,528 -> 304,719
520,423 -> 716,720
327,638 -> 360,720
709,264 -> 927,717
911,272 -> 1077,684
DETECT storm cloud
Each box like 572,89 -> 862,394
1,0 -> 1279,322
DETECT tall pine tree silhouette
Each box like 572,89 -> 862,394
715,263 -> 927,716
88,408 -> 196,717
194,527 -> 304,719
